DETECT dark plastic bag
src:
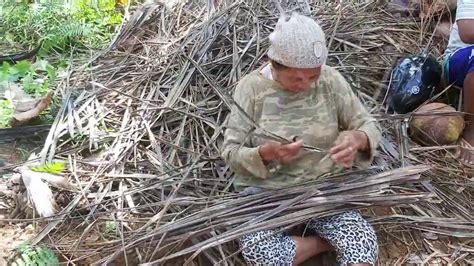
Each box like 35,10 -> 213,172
386,54 -> 442,114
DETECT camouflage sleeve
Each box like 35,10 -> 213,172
221,77 -> 270,179
332,71 -> 381,166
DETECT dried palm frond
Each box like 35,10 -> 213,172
4,0 -> 472,265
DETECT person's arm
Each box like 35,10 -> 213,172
221,77 -> 270,179
332,70 -> 382,167
457,1 -> 474,44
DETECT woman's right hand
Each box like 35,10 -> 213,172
258,140 -> 303,163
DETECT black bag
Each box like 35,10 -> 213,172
386,54 -> 442,114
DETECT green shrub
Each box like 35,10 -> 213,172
0,1 -> 123,55
14,244 -> 59,266
0,60 -> 57,97
0,98 -> 14,128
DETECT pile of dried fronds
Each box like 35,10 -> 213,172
5,0 -> 473,264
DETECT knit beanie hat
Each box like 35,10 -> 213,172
268,13 -> 328,68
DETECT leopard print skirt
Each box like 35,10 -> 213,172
239,211 -> 378,265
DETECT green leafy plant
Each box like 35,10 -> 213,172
14,244 -> 59,266
0,1 -> 123,55
1,2 -> 122,128
105,220 -> 117,235
73,0 -> 123,48
0,60 -> 57,97
1,61 -> 29,82
0,4 -> 33,52
0,99 -> 14,128
24,60 -> 57,97
31,161 -> 66,175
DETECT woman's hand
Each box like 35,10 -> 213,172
329,130 -> 369,168
259,139 -> 303,164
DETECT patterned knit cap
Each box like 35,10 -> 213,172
268,13 -> 328,68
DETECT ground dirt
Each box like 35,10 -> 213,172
0,223 -> 38,263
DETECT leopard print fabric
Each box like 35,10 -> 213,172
240,230 -> 296,265
239,211 -> 378,265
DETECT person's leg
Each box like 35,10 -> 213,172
292,235 -> 332,265
308,211 -> 378,266
240,229 -> 296,265
447,46 -> 474,165
449,46 -> 474,164
461,71 -> 474,163
239,229 -> 332,265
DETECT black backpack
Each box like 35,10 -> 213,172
386,54 -> 442,114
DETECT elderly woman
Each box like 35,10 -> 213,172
221,13 -> 381,266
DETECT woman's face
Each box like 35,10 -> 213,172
273,66 -> 322,93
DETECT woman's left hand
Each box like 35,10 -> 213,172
329,130 -> 369,168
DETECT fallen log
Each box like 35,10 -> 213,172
0,41 -> 43,65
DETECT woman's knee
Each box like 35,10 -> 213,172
239,230 -> 296,265
309,211 -> 378,265
338,213 -> 378,264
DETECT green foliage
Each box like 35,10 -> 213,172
0,4 -> 33,52
14,244 -> 59,266
0,1 -> 123,55
0,60 -> 58,128
0,60 -> 57,97
31,161 -> 66,175
11,61 -> 31,77
0,98 -> 14,128
76,0 -> 123,27
72,0 -> 123,49
0,1 -> 122,129
105,220 -> 117,235
1,61 -> 30,82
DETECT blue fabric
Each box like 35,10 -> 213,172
447,45 -> 474,88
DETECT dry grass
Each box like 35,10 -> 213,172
1,0 -> 472,264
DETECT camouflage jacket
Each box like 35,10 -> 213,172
221,64 -> 381,190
